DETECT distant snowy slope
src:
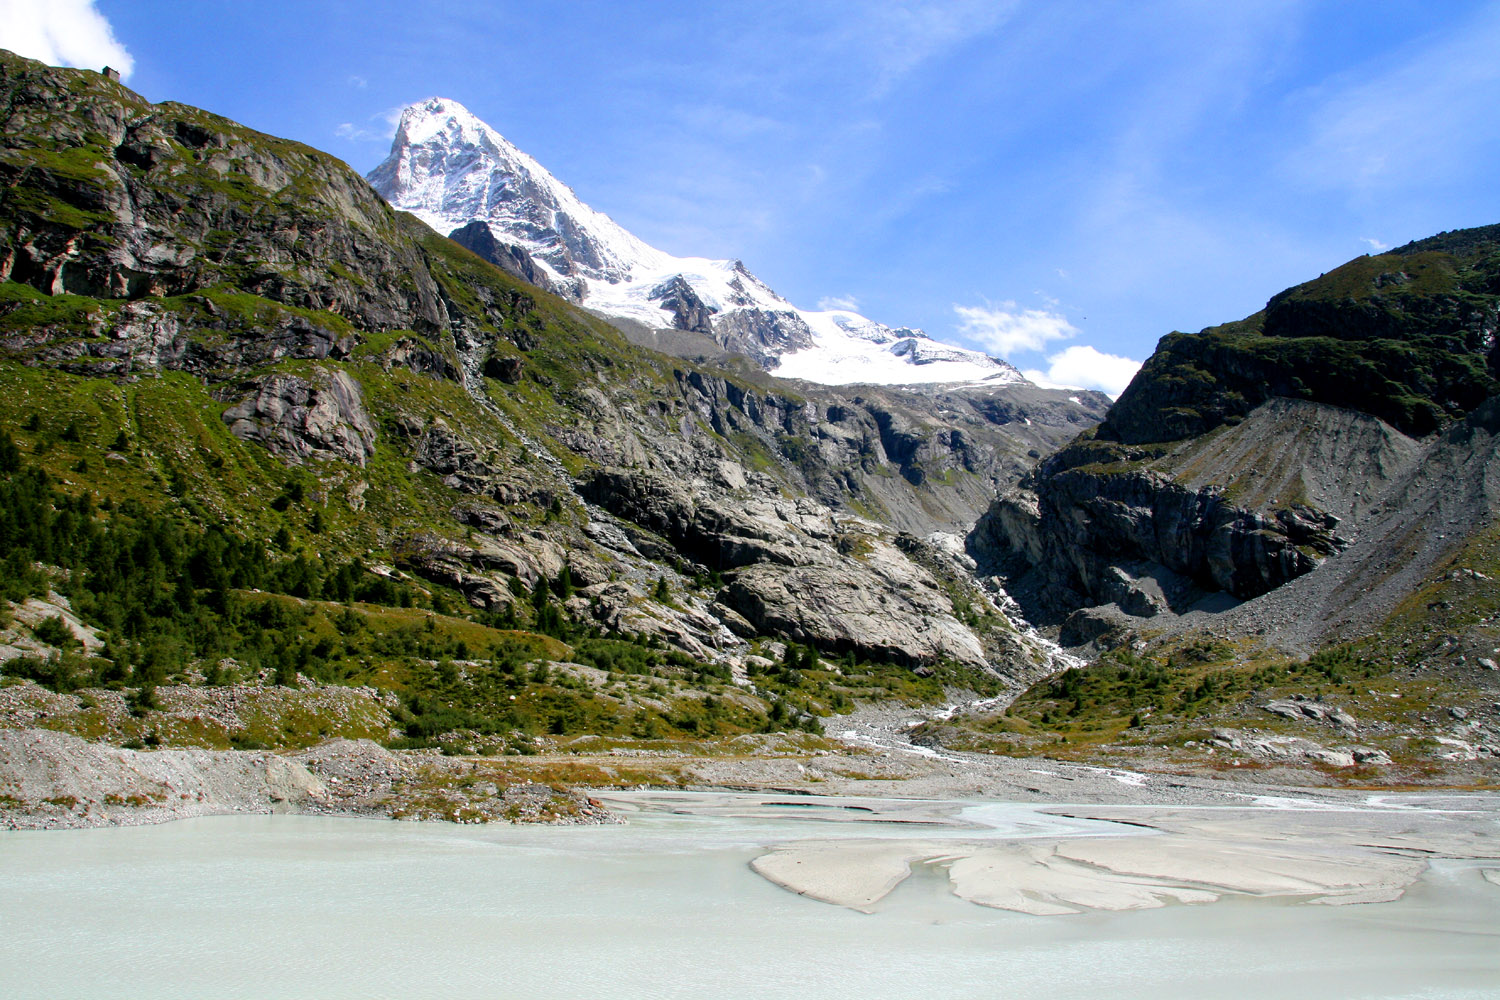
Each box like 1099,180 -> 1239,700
369,98 -> 1024,387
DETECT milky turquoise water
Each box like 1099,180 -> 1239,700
2,796 -> 1497,999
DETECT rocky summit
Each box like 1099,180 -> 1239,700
1,47 -> 1496,829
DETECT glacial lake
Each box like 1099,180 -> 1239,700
3,794 -> 1498,999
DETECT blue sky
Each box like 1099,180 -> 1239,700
5,1 -> 1499,394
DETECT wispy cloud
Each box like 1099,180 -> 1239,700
0,0 -> 134,78
954,300 -> 1077,356
335,105 -> 407,144
1362,237 -> 1389,253
335,123 -> 380,141
818,295 -> 860,312
673,102 -> 783,140
841,0 -> 1018,96
1285,6 -> 1500,194
347,74 -> 368,89
1023,345 -> 1141,397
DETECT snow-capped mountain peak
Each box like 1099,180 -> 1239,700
368,98 -> 1024,387
370,97 -> 667,299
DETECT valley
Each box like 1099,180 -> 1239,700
0,46 -> 1497,845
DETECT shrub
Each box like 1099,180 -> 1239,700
31,616 -> 75,649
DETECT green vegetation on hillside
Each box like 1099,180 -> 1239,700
1100,227 -> 1500,444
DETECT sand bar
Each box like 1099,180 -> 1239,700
730,793 -> 1500,915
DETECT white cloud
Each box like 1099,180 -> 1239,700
1023,344 -> 1141,398
0,0 -> 133,79
1362,237 -> 1389,253
348,75 -> 368,89
818,295 -> 860,312
953,301 -> 1077,356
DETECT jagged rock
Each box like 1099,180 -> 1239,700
1307,749 -> 1357,768
582,519 -> 639,555
708,601 -> 757,639
453,503 -> 512,536
720,559 -> 985,667
1351,747 -> 1392,765
1059,605 -> 1133,648
396,531 -> 563,602
649,275 -> 716,334
221,368 -> 376,466
573,585 -> 735,660
447,221 -> 563,297
12,296 -> 359,377
1262,697 -> 1358,730
973,461 -> 1344,620
483,354 -> 524,383
580,468 -> 813,570
710,308 -> 815,366
416,419 -> 490,479
383,337 -> 462,381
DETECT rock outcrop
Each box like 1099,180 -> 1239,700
972,446 -> 1346,619
221,368 -> 377,466
579,467 -> 994,666
649,275 -> 716,334
447,220 -> 565,298
0,56 -> 450,334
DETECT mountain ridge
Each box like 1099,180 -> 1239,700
970,223 -> 1500,649
369,97 -> 1025,387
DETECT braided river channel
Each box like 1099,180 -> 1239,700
3,791 -> 1498,999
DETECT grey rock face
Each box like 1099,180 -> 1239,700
6,297 -> 357,377
447,221 -> 566,299
971,461 -> 1345,621
579,467 -> 992,667
381,336 -> 463,382
711,308 -> 815,367
221,369 -> 376,466
649,276 -> 716,334
720,559 -> 986,667
395,532 -> 549,608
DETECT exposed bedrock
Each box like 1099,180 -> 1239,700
220,367 -> 376,466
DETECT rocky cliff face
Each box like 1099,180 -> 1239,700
0,50 -> 1100,687
971,225 -> 1500,652
0,61 -> 449,334
446,220 -> 564,298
